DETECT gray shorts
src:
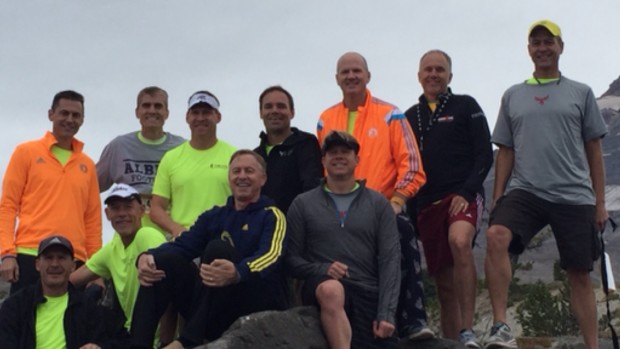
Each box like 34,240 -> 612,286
489,189 -> 600,271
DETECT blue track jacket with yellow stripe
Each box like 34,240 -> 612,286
149,195 -> 287,282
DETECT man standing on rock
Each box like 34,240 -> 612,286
97,86 -> 185,230
0,90 -> 101,295
405,49 -> 493,348
287,131 -> 401,349
484,20 -> 607,349
149,90 -> 236,238
254,85 -> 323,214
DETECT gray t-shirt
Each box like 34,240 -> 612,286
96,131 -> 185,195
326,187 -> 361,215
492,77 -> 607,205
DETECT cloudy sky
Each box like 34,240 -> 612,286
1,0 -> 618,242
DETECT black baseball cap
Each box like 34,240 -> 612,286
321,130 -> 360,155
37,235 -> 74,258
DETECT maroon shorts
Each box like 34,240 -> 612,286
417,193 -> 482,276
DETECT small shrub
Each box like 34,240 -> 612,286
507,260 -> 534,307
516,280 -> 579,336
553,260 -> 564,282
420,271 -> 440,323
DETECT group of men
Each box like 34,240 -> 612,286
0,19 -> 608,349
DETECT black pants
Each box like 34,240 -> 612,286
130,240 -> 288,348
9,254 -> 38,295
395,213 -> 430,336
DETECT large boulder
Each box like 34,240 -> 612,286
197,306 -> 466,349
204,306 -> 328,349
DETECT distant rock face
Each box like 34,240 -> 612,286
602,76 -> 620,97
600,83 -> 620,186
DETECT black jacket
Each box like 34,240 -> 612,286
0,283 -> 108,349
405,89 -> 493,209
255,127 -> 323,213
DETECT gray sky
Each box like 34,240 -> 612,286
1,0 -> 618,242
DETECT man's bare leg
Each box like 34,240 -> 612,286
449,221 -> 477,330
159,304 -> 178,346
567,270 -> 599,349
435,267 -> 461,339
484,224 -> 513,323
316,280 -> 351,349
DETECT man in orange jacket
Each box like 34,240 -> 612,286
0,90 -> 102,295
317,52 -> 433,340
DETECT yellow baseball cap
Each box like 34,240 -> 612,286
528,19 -> 562,38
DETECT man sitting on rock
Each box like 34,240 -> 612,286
130,150 -> 289,349
71,183 -> 167,347
286,131 -> 401,349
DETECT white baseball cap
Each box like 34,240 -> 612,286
104,183 -> 141,204
187,92 -> 220,110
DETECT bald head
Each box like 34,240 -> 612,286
335,52 -> 371,103
336,52 -> 369,72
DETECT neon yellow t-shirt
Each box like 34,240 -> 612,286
152,140 -> 236,228
36,293 -> 68,349
137,132 -> 167,145
347,111 -> 358,133
137,133 -> 169,232
86,226 -> 166,329
51,145 -> 72,166
526,77 -> 560,84
265,144 -> 274,156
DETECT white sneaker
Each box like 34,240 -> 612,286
484,322 -> 517,349
459,329 -> 481,349
408,326 -> 435,341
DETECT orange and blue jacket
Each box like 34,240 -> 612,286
317,90 -> 426,200
0,132 -> 102,262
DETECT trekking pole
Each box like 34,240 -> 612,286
601,218 -> 619,349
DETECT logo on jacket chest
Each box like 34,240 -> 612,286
367,128 -> 378,138
278,149 -> 294,157
436,115 -> 454,123
220,231 -> 235,247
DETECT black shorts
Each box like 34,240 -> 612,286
489,189 -> 600,271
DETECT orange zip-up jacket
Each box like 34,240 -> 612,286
0,132 -> 102,262
317,90 -> 426,200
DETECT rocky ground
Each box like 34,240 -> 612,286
2,271 -> 618,348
